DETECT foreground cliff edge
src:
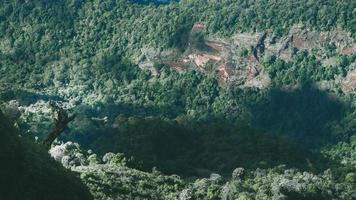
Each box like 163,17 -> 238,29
0,111 -> 93,200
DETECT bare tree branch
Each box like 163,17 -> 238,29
43,101 -> 76,150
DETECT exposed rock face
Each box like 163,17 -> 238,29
138,23 -> 354,90
155,21 -> 269,88
166,25 -> 271,88
341,44 -> 356,55
233,32 -> 265,50
186,53 -> 222,69
138,22 -> 272,89
269,25 -> 355,60
342,69 -> 356,94
191,22 -> 206,33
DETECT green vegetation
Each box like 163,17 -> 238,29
191,31 -> 207,50
0,0 -> 355,199
51,141 -> 356,200
84,116 -> 330,177
0,0 -> 354,92
264,53 -> 356,85
0,111 -> 93,200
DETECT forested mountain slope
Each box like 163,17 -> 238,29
0,0 -> 355,199
0,0 -> 354,144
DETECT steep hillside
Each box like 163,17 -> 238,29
0,1 -> 355,198
152,23 -> 355,90
0,0 -> 354,177
49,141 -> 356,200
0,0 -> 354,101
0,111 -> 93,200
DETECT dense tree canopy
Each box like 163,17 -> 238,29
0,0 -> 355,199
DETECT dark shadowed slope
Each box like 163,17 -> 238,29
0,111 -> 93,200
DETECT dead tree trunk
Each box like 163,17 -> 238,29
43,101 -> 76,150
